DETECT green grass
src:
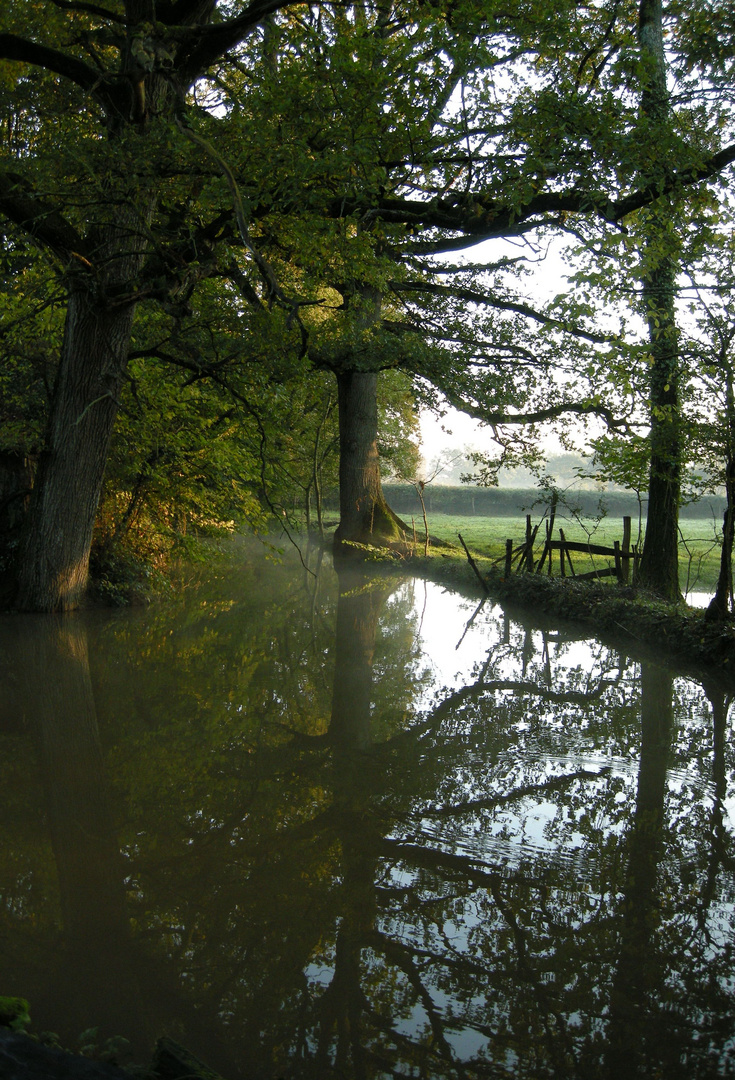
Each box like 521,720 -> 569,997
420,511 -> 722,595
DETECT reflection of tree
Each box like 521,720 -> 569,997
15,616 -> 147,1053
316,569 -> 389,1075
3,550 -> 735,1077
605,663 -> 675,1080
700,681 -> 735,914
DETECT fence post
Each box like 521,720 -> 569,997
559,528 -> 566,578
505,538 -> 513,578
559,528 -> 577,577
614,540 -> 623,583
525,515 -> 534,572
622,516 -> 631,584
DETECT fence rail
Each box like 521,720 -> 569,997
504,515 -> 639,584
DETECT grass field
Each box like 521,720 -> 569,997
416,511 -> 722,596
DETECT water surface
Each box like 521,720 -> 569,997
1,539 -> 734,1079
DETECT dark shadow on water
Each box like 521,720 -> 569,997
8,615 -> 148,1056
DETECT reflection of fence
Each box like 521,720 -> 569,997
505,515 -> 639,584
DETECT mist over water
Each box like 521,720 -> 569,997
1,538 -> 733,1079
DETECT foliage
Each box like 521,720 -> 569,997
2,0 -> 735,599
0,996 -> 30,1032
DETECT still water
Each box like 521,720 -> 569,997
1,538 -> 734,1079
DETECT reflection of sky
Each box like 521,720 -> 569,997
392,579 -> 619,709
383,576 -> 735,879
315,572 -> 735,1069
387,580 -> 507,700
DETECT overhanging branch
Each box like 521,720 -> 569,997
390,279 -> 615,345
0,32 -> 108,98
0,171 -> 84,258
440,390 -> 631,432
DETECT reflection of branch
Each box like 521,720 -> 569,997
380,838 -> 503,885
455,597 -> 486,650
414,672 -> 624,727
488,878 -> 575,1071
418,764 -> 611,820
366,931 -> 460,1068
369,928 -> 496,981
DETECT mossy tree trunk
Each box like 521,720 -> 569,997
16,286 -> 137,611
333,369 -> 406,550
707,372 -> 735,620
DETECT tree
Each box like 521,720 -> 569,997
632,0 -> 685,600
219,0 -> 735,561
0,0 -> 304,611
679,216 -> 735,619
5,0 -> 735,597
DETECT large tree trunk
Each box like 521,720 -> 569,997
636,251 -> 681,599
13,49 -> 170,611
706,374 -> 735,621
333,370 -> 406,550
16,290 -> 136,611
635,0 -> 682,600
11,13 -> 172,612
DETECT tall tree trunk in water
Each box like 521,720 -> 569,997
707,372 -> 735,621
16,289 -> 136,611
635,0 -> 682,600
334,370 -> 406,550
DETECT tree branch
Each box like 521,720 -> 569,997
438,389 -> 631,432
0,32 -> 107,97
330,141 -> 735,251
49,0 -> 126,23
0,171 -> 84,258
175,0 -> 307,82
391,279 -> 615,345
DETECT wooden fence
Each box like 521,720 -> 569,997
505,514 -> 639,584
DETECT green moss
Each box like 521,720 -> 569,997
0,996 -> 31,1031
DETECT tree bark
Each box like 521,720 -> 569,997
707,373 -> 735,620
635,0 -> 682,600
333,370 -> 407,550
636,251 -> 681,599
14,37 -> 169,610
16,289 -> 137,611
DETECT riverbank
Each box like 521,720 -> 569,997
405,550 -> 735,686
0,1029 -> 228,1080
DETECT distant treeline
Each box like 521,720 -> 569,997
379,484 -> 727,521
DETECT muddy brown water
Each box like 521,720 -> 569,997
0,538 -> 733,1079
